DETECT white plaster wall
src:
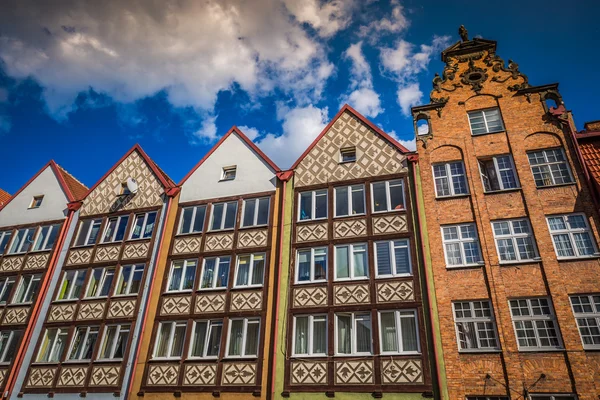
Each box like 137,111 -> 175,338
0,166 -> 68,227
180,132 -> 277,203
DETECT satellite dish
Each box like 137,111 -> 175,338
126,177 -> 138,194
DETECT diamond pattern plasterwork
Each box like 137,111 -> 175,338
89,366 -> 120,386
48,303 -> 77,322
77,302 -> 105,320
172,236 -> 202,255
57,366 -> 88,387
183,364 -> 217,386
66,248 -> 93,265
94,245 -> 121,262
230,291 -> 263,311
335,360 -> 374,385
293,287 -> 328,308
108,299 -> 137,318
147,364 -> 180,385
377,281 -> 414,303
333,219 -> 367,239
80,150 -> 165,216
295,110 -> 407,187
0,256 -> 24,272
381,359 -> 423,384
160,296 -> 191,315
122,241 -> 150,259
195,293 -> 226,313
3,307 -> 29,324
372,214 -> 408,235
204,233 -> 234,252
237,229 -> 268,248
290,361 -> 328,385
296,223 -> 328,243
24,253 -> 50,270
0,369 -> 6,386
26,367 -> 57,387
221,363 -> 256,386
334,284 -> 370,305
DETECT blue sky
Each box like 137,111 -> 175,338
0,0 -> 599,194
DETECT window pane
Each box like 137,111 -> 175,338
88,221 -> 101,244
574,232 -> 594,256
33,226 -> 50,251
257,199 -> 269,225
353,245 -> 367,278
314,251 -> 327,281
294,317 -> 308,354
315,192 -> 327,219
389,181 -> 404,210
169,263 -> 183,291
313,318 -> 326,354
100,327 -> 116,359
394,242 -> 410,274
400,313 -> 418,352
191,322 -> 207,357
228,320 -> 243,356
193,206 -> 206,232
217,258 -> 230,288
224,203 -> 237,229
236,256 -> 250,286
172,324 -> 186,357
356,316 -> 372,353
76,221 -> 91,246
131,216 -> 144,239
299,193 -> 312,221
211,203 -> 224,230
337,315 -> 351,354
180,208 -> 193,234
183,262 -> 196,290
143,212 -> 157,238
380,312 -> 398,352
243,199 -> 256,227
376,242 -> 391,275
297,251 -> 310,282
335,246 -> 349,279
251,255 -> 265,285
351,186 -> 365,214
0,233 -> 12,255
372,182 -> 387,212
201,259 -> 216,288
155,324 -> 171,357
245,321 -> 259,356
206,322 -> 222,357
335,187 -> 349,216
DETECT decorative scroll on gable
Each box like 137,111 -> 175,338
294,111 -> 407,187
80,151 -> 165,216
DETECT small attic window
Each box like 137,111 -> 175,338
29,195 -> 44,209
221,166 -> 237,181
340,147 -> 357,163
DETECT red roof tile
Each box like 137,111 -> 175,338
0,189 -> 10,207
578,137 -> 600,188
54,163 -> 88,201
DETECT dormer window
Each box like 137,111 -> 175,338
340,147 -> 356,163
29,196 -> 44,209
221,166 -> 237,181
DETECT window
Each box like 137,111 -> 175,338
334,185 -> 365,217
210,201 -> 238,231
374,240 -> 411,277
492,219 -> 538,263
129,211 -> 157,239
98,324 -> 130,360
178,205 -> 206,234
32,224 -> 61,251
379,310 -> 419,354
75,219 -> 102,246
36,328 -> 68,362
85,267 -> 115,298
547,214 -> 597,259
335,244 -> 367,280
116,264 -> 144,295
242,198 -> 270,227
527,148 -> 573,187
12,274 -> 41,304
479,155 -> 519,192
296,248 -> 327,283
528,395 -> 577,400
167,260 -> 196,292
226,318 -> 260,357
372,180 -> 404,212
190,320 -> 222,358
154,321 -> 187,359
7,227 -> 36,254
0,330 -> 22,363
67,326 -> 99,361
509,298 -> 562,350
432,162 -> 469,197
221,166 -> 237,181
298,190 -> 327,221
56,270 -> 86,300
0,277 -> 15,304
570,294 -> 600,349
340,147 -> 356,163
293,315 -> 327,356
234,253 -> 265,288
29,195 -> 44,209
453,301 -> 499,351
199,256 -> 230,290
0,231 -> 12,255
101,215 -> 130,243
468,108 -> 504,135
442,224 -> 483,267
335,313 -> 372,355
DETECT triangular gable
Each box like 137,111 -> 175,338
79,144 -> 174,217
292,104 -> 409,187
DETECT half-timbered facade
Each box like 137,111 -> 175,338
131,127 -> 281,399
12,145 -> 176,400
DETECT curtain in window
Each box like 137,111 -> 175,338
295,317 -> 308,354
245,322 -> 259,356
353,246 -> 367,277
172,324 -> 186,356
170,264 -> 183,290
228,321 -> 244,356
156,324 -> 171,357
236,257 -> 250,286
251,255 -> 265,285
201,259 -> 216,288
400,313 -> 418,351
337,316 -> 351,354
376,243 -> 391,275
313,318 -> 326,354
356,316 -> 371,353
336,247 -> 349,279
299,193 -> 312,220
380,313 -> 398,352
394,243 -> 410,274
456,321 -> 477,349
207,323 -> 222,356
191,322 -> 207,357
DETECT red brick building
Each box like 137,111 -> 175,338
413,27 -> 600,400
575,121 -> 600,206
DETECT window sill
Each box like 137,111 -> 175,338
29,249 -> 52,254
175,231 -> 204,237
483,188 -> 522,195
186,356 -> 219,361
222,356 -> 258,360
126,237 -> 152,242
517,347 -> 564,353
231,285 -> 263,290
535,182 -> 576,190
338,160 -> 356,165
95,358 -> 123,363
82,296 -> 109,301
380,351 -> 421,356
334,353 -> 373,358
62,359 -> 92,364
98,240 -> 124,246
291,353 -> 327,358
446,263 -> 485,270
71,244 -> 95,249
499,258 -> 541,266
53,298 -> 79,303
197,287 -> 227,292
297,218 -> 328,224
371,208 -> 405,215
33,361 -> 60,366
112,293 -> 139,299
206,228 -> 235,234
375,274 -> 412,279
218,178 -> 235,183
152,357 -> 182,361
334,277 -> 369,283
471,130 -> 506,137
333,213 -> 366,219
164,290 -> 193,295
557,254 -> 600,261
435,194 -> 470,200
458,349 -> 502,354
295,280 -> 328,285
238,224 -> 269,230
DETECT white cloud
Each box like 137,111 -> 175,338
283,0 -> 356,37
397,83 -> 422,116
340,42 -> 382,118
343,87 -> 382,118
359,0 -> 409,42
238,125 -> 260,141
193,115 -> 218,142
397,138 -> 416,151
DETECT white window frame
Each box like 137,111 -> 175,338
12,274 -> 41,304
546,213 -> 599,259
340,147 -> 356,163
509,297 -> 563,351
85,267 -> 115,298
478,155 -> 520,192
334,243 -> 368,281
333,185 -> 365,218
371,179 -> 405,213
75,219 -> 102,247
166,259 -> 197,293
29,195 -> 44,209
241,197 -> 270,228
7,227 -> 37,254
128,211 -> 157,240
233,253 -> 265,288
569,294 -> 600,350
0,330 -> 21,364
56,269 -> 86,301
209,201 -> 238,231
152,321 -> 187,360
199,256 -> 230,290
97,324 -> 130,361
292,314 -> 327,357
32,224 -> 61,251
101,215 -> 130,243
177,205 -> 207,235
441,224 -> 484,268
0,231 -> 12,255
221,166 -> 237,181
295,247 -> 327,284
491,219 -> 539,263
0,277 -> 15,304
468,108 -> 505,135
378,309 -> 421,355
334,312 -> 372,356
115,264 -> 145,296
297,190 -> 328,221
225,317 -> 261,358
188,319 -> 223,359
527,148 -> 574,187
374,239 -> 412,278
452,301 -> 500,352
432,162 -> 469,198
36,328 -> 68,363
67,326 -> 99,361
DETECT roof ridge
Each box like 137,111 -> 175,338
55,163 -> 88,191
